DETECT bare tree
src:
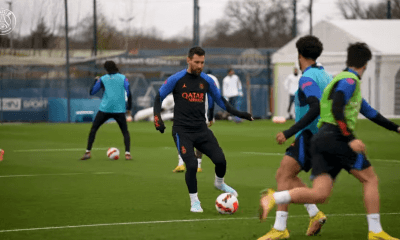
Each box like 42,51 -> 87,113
338,0 -> 400,19
203,0 -> 293,48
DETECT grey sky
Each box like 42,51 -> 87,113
0,0 -> 384,40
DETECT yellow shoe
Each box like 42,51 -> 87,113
306,211 -> 327,236
172,165 -> 185,173
257,228 -> 289,240
197,168 -> 202,172
259,188 -> 276,222
368,231 -> 399,240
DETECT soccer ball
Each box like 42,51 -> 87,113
107,147 -> 120,160
215,193 -> 239,214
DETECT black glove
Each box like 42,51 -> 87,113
238,111 -> 253,121
154,115 -> 166,133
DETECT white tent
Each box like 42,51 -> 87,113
272,20 -> 400,118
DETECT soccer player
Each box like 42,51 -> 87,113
153,46 -> 253,213
259,42 -> 400,240
258,36 -> 332,240
173,72 -> 220,173
80,61 -> 133,160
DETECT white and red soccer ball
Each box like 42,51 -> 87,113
215,193 -> 239,214
107,147 -> 120,160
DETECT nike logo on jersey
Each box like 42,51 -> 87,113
301,81 -> 313,90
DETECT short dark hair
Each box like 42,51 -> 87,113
296,35 -> 323,61
188,46 -> 205,59
104,61 -> 119,73
346,42 -> 372,68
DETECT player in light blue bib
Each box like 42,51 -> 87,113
81,61 -> 133,160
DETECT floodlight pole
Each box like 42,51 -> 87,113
309,0 -> 313,35
64,0 -> 71,123
93,0 -> 97,57
292,0 -> 297,38
193,0 -> 200,46
6,1 -> 13,53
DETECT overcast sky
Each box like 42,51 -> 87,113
0,0 -> 385,40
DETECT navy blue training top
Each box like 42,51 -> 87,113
158,69 -> 225,129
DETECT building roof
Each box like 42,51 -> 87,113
273,19 -> 400,63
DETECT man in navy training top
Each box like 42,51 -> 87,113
81,61 -> 133,160
153,46 -> 253,213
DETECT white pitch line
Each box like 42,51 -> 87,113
0,212 -> 398,233
242,152 -> 284,156
0,172 -> 114,178
14,148 -> 109,153
11,148 -> 400,163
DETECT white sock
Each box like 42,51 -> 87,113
367,213 -> 383,233
304,204 -> 320,217
197,158 -> 202,168
273,211 -> 288,231
178,154 -> 184,166
189,193 -> 199,205
86,150 -> 90,153
273,191 -> 291,204
214,176 -> 224,187
125,151 -> 130,155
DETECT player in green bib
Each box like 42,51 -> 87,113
259,43 -> 400,240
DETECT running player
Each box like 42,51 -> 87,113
153,46 -> 253,213
81,61 -> 133,160
258,35 -> 332,240
259,42 -> 400,240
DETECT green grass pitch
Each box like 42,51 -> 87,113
0,119 -> 399,240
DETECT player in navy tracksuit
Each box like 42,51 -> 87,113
153,47 -> 253,212
81,61 -> 133,160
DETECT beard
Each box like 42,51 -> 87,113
190,66 -> 202,76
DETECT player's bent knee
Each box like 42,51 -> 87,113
213,156 -> 226,166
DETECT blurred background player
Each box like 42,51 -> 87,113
153,46 -> 253,213
284,67 -> 300,120
81,61 -> 133,160
222,68 -> 243,123
0,149 -> 4,161
258,35 -> 332,240
259,42 -> 400,240
173,71 -> 220,173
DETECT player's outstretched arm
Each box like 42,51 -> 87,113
277,77 -> 322,144
207,77 -> 253,121
360,98 -> 400,133
153,92 -> 166,133
221,98 -> 253,121
124,78 -> 133,114
90,76 -> 103,95
279,96 -> 320,142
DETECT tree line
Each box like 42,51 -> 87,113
0,0 -> 398,53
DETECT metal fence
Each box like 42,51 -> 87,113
0,47 -> 276,122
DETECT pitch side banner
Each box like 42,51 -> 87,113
21,98 -> 48,111
1,98 -> 21,111
0,98 -> 48,111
